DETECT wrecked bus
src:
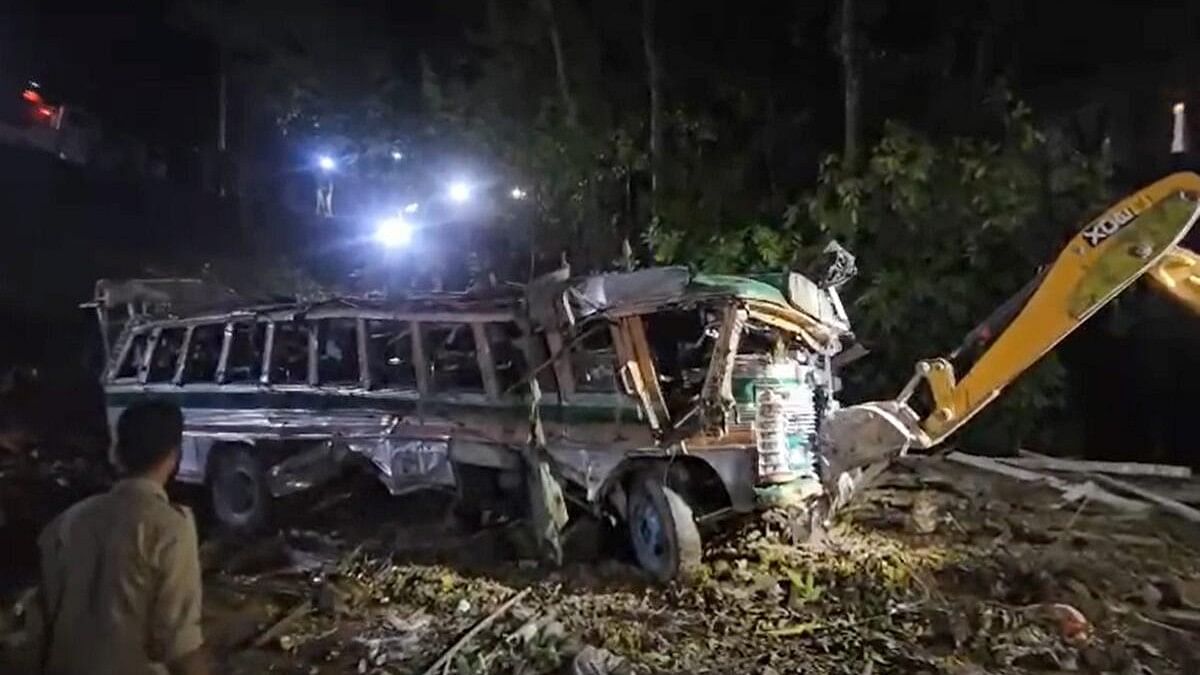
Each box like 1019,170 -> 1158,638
90,263 -> 854,582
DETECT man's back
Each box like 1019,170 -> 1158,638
38,478 -> 203,675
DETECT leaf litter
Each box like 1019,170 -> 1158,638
180,456 -> 1200,673
4,455 -> 1200,674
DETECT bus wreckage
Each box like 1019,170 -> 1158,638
90,250 -> 860,582
88,172 -> 1200,582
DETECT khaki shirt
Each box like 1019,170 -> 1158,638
37,478 -> 204,675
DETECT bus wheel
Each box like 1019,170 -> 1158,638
209,444 -> 272,534
626,472 -> 702,583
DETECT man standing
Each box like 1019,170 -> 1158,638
35,400 -> 208,675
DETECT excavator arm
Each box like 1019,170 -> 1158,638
819,172 -> 1200,485
1146,245 -> 1200,314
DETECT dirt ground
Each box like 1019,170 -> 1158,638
3,452 -> 1200,674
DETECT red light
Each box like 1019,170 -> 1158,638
21,89 -> 41,103
36,105 -> 54,118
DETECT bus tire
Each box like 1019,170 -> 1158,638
209,444 -> 272,534
626,472 -> 702,583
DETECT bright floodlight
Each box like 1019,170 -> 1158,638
510,187 -> 527,200
1174,102 -> 1186,115
391,150 -> 403,161
404,202 -> 419,214
375,216 -> 414,248
317,155 -> 336,171
448,181 -> 472,203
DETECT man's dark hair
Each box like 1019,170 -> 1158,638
115,400 -> 183,474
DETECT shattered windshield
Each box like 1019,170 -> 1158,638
644,308 -> 717,417
642,304 -> 809,421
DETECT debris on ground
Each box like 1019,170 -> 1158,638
3,452 -> 1200,673
999,452 -> 1193,479
571,645 -> 630,675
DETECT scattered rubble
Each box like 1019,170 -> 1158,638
3,452 -> 1200,673
1000,453 -> 1193,479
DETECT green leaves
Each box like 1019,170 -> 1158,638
653,96 -> 1111,449
818,102 -> 1109,446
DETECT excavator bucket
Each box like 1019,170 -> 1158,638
819,172 -> 1200,482
1145,245 -> 1200,315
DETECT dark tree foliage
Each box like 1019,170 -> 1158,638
651,95 -> 1111,449
179,1 -> 848,272
177,0 -> 1154,448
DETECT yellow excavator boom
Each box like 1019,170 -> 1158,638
1146,245 -> 1200,315
819,172 -> 1200,484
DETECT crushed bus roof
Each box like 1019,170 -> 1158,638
89,266 -> 845,335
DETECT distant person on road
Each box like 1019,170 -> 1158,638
33,400 -> 208,675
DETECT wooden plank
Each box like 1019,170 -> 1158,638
1087,473 -> 1200,524
515,319 -> 543,385
947,451 -> 1053,482
610,322 -> 635,395
624,360 -> 659,431
1144,482 -> 1200,505
249,599 -> 312,649
944,452 -> 1151,513
700,304 -> 744,415
623,316 -> 669,426
472,322 -> 501,401
1152,608 -> 1200,631
1009,450 -> 1191,479
543,329 -> 575,397
419,588 -> 531,675
612,320 -> 659,431
1058,481 -> 1154,513
1066,531 -> 1166,548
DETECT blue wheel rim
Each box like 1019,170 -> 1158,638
632,498 -> 667,570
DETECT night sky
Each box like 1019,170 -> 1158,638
2,0 -> 1196,156
1,0 -> 215,147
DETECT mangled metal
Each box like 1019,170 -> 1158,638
90,253 -> 860,580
